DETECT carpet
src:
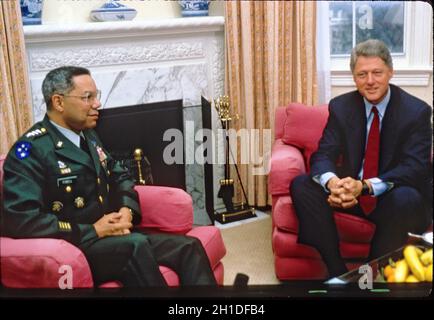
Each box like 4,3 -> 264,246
219,214 -> 280,285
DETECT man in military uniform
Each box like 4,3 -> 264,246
2,66 -> 216,287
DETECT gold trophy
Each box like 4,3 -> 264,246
133,148 -> 146,185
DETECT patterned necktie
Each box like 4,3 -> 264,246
360,106 -> 380,215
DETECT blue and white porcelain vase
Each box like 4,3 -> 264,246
178,0 -> 210,17
90,0 -> 137,22
20,0 -> 43,25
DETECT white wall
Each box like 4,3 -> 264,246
331,76 -> 433,107
42,0 -> 225,24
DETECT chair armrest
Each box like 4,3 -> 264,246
134,185 -> 193,233
187,226 -> 227,269
268,140 -> 306,196
0,237 -> 93,288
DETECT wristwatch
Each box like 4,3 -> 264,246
361,180 -> 371,196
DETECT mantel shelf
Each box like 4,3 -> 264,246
23,16 -> 225,43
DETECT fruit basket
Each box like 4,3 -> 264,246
337,241 -> 432,284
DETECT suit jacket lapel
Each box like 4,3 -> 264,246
346,95 -> 367,177
42,116 -> 96,172
379,85 -> 399,173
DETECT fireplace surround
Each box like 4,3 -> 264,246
23,17 -> 225,225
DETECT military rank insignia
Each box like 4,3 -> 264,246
58,161 -> 71,174
74,197 -> 85,208
25,127 -> 46,138
15,141 -> 32,159
52,201 -> 63,213
58,221 -> 71,231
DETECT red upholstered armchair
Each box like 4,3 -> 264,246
269,103 -> 376,280
0,155 -> 226,288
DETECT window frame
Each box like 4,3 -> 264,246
330,2 -> 432,87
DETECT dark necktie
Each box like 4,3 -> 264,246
80,135 -> 90,155
360,106 -> 380,215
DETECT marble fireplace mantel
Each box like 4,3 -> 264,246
23,17 -> 226,225
24,17 -> 225,41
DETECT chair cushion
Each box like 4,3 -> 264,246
274,256 -> 328,280
159,266 -> 180,286
0,237 -> 93,288
98,281 -> 122,288
268,140 -> 306,196
134,185 -> 193,234
186,226 -> 226,270
334,212 -> 376,244
274,107 -> 288,140
281,103 -> 329,170
272,228 -> 322,259
98,267 -> 182,287
212,262 -> 224,285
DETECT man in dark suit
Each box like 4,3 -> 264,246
2,66 -> 217,287
291,39 -> 432,278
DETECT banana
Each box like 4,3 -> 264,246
405,275 -> 419,283
403,245 -> 425,281
415,247 -> 424,256
394,259 -> 409,282
420,249 -> 433,266
425,264 -> 432,282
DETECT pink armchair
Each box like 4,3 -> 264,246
0,155 -> 226,288
269,103 -> 376,280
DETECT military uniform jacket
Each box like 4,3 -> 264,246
1,115 -> 142,246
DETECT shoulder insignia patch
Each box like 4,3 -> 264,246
25,127 -> 47,139
15,141 -> 32,160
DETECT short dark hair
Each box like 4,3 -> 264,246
42,66 -> 91,110
350,39 -> 393,73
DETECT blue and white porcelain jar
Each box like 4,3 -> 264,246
178,0 -> 210,17
90,0 -> 137,22
20,0 -> 43,25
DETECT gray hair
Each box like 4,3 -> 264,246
42,66 -> 91,110
350,39 -> 393,73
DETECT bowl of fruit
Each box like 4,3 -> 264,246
381,245 -> 432,283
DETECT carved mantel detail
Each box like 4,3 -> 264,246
29,42 -> 205,71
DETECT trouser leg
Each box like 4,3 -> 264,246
146,233 -> 217,286
291,174 -> 347,277
80,232 -> 166,287
367,186 -> 431,260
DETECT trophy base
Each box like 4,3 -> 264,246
214,203 -> 256,224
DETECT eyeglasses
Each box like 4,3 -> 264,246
59,90 -> 101,104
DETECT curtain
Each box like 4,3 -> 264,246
225,1 -> 317,207
0,1 -> 33,155
316,1 -> 331,104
